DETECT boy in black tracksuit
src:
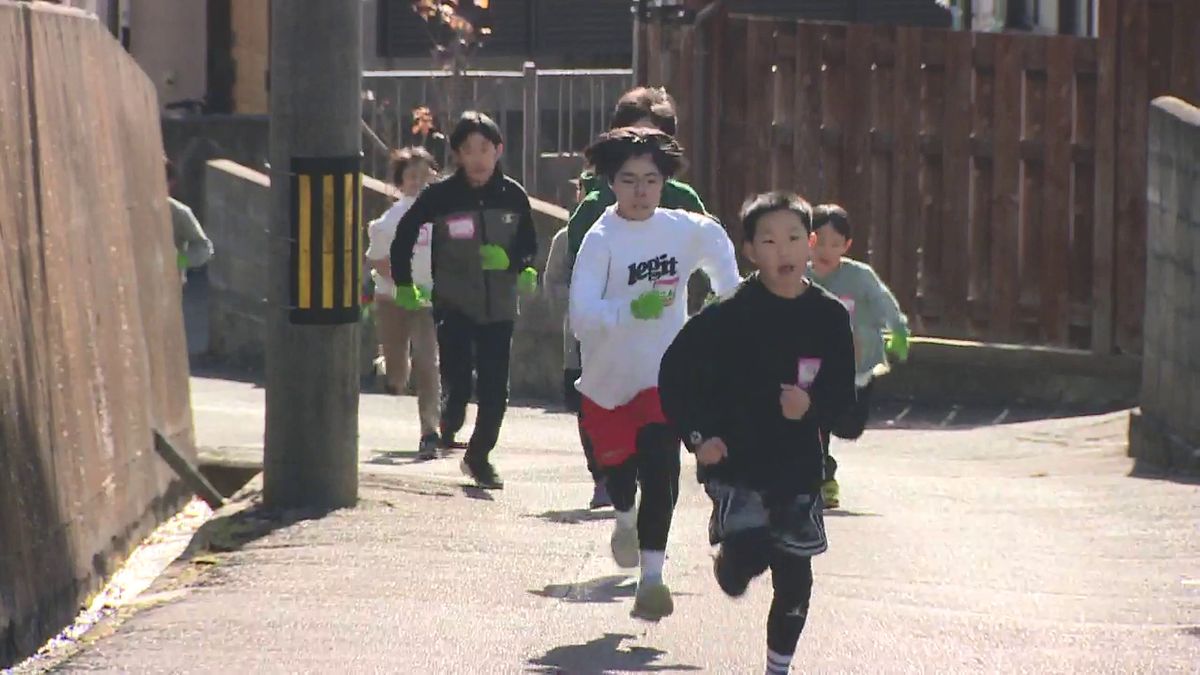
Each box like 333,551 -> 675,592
659,192 -> 855,674
391,112 -> 538,490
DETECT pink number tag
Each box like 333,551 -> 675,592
446,216 -> 475,240
797,358 -> 822,389
839,295 -> 856,318
653,276 -> 680,307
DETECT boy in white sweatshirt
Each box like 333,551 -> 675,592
366,147 -> 441,460
569,127 -> 741,621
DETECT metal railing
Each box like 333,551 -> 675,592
362,63 -> 633,200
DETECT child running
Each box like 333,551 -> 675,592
545,224 -> 610,509
365,147 -> 442,460
807,204 -> 909,509
659,191 -> 856,674
390,112 -> 539,490
569,128 -> 741,621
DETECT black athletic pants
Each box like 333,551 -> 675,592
437,309 -> 514,461
720,530 -> 815,656
602,423 -> 680,551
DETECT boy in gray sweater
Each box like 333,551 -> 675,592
807,204 -> 909,509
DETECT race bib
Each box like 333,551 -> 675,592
797,357 -> 822,390
653,276 -> 680,307
838,295 -> 857,318
446,216 -> 475,240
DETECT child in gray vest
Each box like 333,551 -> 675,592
807,204 -> 909,509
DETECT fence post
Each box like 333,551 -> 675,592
522,61 -> 538,194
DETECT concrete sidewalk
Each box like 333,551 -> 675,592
45,378 -> 1200,673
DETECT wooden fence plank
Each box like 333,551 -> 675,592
744,19 -> 775,204
1170,0 -> 1200,102
772,21 -> 796,191
718,17 -> 750,242
1019,37 -> 1046,343
1091,0 -> 1118,354
868,25 -> 895,280
917,28 -> 948,332
940,31 -> 972,337
1115,0 -> 1148,354
970,32 -> 998,340
1040,36 -> 1075,346
818,24 -> 848,203
1071,63 -> 1097,349
989,33 -> 1022,341
838,23 -> 875,270
793,21 -> 824,199
889,26 -> 921,322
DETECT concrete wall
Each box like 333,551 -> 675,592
230,0 -> 269,114
128,0 -> 207,108
163,114 -> 271,225
0,3 -> 194,666
203,159 -> 571,401
1129,97 -> 1200,475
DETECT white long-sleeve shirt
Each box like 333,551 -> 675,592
570,206 -> 742,409
366,195 -> 432,298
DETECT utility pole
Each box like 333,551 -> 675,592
264,0 -> 362,509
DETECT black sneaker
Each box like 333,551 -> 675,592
713,545 -> 751,598
440,429 -> 468,451
460,457 -> 504,490
417,433 -> 440,461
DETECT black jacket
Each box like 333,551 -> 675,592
659,274 -> 856,496
390,168 -> 537,324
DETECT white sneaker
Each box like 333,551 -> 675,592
610,525 -> 639,569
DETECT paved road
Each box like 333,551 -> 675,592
54,377 -> 1200,673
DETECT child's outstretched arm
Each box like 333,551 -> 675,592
805,305 -> 857,429
388,188 -> 437,287
659,307 -> 723,451
866,266 -> 908,332
568,229 -> 629,339
694,217 -> 742,299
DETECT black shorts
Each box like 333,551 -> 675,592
830,380 -> 874,440
705,481 -> 828,558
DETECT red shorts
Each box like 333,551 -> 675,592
580,388 -> 670,468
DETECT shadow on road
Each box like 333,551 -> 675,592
527,632 -> 701,673
823,509 -> 882,518
867,400 -> 1130,432
461,485 -> 496,501
531,508 -> 615,524
1128,461 -> 1200,486
364,450 -> 421,466
530,575 -> 635,604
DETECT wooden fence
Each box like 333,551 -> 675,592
641,0 -> 1200,355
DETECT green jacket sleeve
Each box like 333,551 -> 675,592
567,191 -> 607,264
663,180 -> 708,216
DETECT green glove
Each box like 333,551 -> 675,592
176,251 -> 189,270
886,325 -> 910,363
630,290 -> 667,320
393,284 -> 423,311
480,244 -> 510,271
517,267 -> 538,294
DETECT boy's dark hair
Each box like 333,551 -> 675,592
740,191 -> 814,241
585,127 -> 685,182
610,86 -> 678,136
813,204 -> 851,239
449,111 -> 503,151
388,146 -> 438,186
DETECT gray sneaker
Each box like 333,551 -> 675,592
610,524 -> 639,569
630,582 -> 674,621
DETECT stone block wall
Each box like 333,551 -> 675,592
1130,97 -> 1200,475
